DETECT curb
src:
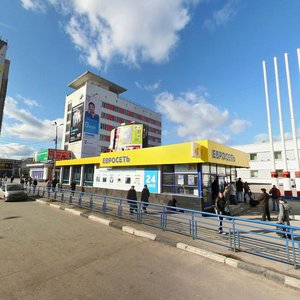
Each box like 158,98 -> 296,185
35,198 -> 300,290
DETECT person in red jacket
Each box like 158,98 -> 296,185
269,185 -> 280,211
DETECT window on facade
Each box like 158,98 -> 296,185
114,106 -> 119,112
100,146 -> 107,152
67,102 -> 72,112
73,166 -> 81,184
162,165 -> 174,173
250,153 -> 257,161
276,169 -> 283,178
83,165 -> 94,186
62,167 -> 70,184
100,123 -> 107,130
274,151 -> 282,160
67,113 -> 71,122
250,170 -> 258,178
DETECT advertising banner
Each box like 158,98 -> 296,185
70,103 -> 83,143
115,124 -> 144,151
83,94 -> 100,156
144,169 -> 158,193
34,149 -> 48,162
48,149 -> 72,161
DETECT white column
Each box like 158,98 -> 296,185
80,165 -> 84,187
262,60 -> 278,186
285,52 -> 300,195
274,57 -> 291,194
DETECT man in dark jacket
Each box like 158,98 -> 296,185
214,192 -> 228,235
258,188 -> 271,221
127,186 -> 137,214
141,185 -> 150,213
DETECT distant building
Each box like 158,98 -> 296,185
0,38 -> 10,134
0,158 -> 21,178
234,139 -> 300,186
62,71 -> 162,158
26,149 -> 72,180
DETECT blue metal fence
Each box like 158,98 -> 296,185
27,186 -> 300,268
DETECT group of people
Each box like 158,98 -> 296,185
126,185 -> 150,214
213,178 -> 291,237
211,177 -> 254,206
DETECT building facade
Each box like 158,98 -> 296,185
0,38 -> 10,134
62,71 -> 162,158
0,158 -> 21,178
57,140 -> 249,209
234,139 -> 300,186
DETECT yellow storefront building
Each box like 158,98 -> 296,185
56,140 -> 248,209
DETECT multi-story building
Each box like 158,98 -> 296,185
62,71 -> 162,158
0,38 -> 10,134
0,158 -> 21,178
233,139 -> 300,186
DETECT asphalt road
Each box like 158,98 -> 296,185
0,200 -> 299,300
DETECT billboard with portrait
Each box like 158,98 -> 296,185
70,103 -> 83,143
82,94 -> 101,156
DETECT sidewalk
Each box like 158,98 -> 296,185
32,196 -> 300,291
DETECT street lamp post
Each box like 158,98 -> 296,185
53,122 -> 63,179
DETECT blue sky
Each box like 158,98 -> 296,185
1,0 -> 300,159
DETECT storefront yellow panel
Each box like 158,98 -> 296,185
56,140 -> 249,168
207,140 -> 249,168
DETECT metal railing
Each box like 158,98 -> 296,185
27,186 -> 300,268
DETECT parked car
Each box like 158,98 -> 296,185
0,183 -> 28,202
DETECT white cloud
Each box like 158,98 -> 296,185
202,0 -> 240,32
155,89 -> 250,144
21,0 -> 199,69
228,118 -> 251,135
16,94 -> 41,108
0,143 -> 35,159
20,0 -> 46,12
135,80 -> 161,92
0,95 -> 63,157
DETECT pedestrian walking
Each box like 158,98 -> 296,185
141,184 -> 150,213
211,178 -> 219,201
70,180 -> 76,196
229,182 -> 236,205
51,177 -> 58,192
127,186 -> 138,214
277,198 -> 291,238
33,178 -> 38,193
223,185 -> 231,215
236,178 -> 243,203
214,192 -> 228,235
258,188 -> 271,221
269,185 -> 280,211
243,181 -> 252,203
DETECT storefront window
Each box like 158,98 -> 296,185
83,165 -> 94,186
73,166 -> 81,184
62,167 -> 70,184
217,165 -> 225,175
210,164 -> 217,174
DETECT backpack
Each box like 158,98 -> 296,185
275,189 -> 281,197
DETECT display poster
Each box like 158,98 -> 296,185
116,124 -> 144,151
177,174 -> 184,185
34,149 -> 48,162
144,169 -> 158,193
188,175 -> 195,186
83,94 -> 100,155
70,103 -> 83,143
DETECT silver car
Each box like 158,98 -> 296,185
0,183 -> 28,202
